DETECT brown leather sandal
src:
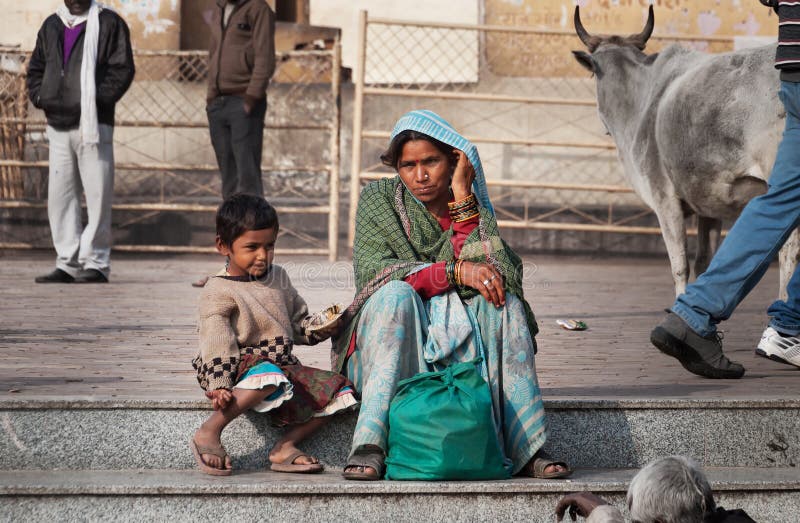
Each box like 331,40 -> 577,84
520,450 -> 572,479
342,445 -> 385,481
269,450 -> 324,473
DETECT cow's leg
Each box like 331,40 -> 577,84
778,228 -> 800,302
693,216 -> 722,279
654,199 -> 689,296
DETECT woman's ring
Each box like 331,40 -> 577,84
489,275 -> 497,281
483,279 -> 491,286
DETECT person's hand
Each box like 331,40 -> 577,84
205,388 -> 232,410
450,149 -> 475,201
242,95 -> 257,115
459,261 -> 505,307
308,314 -> 344,340
555,492 -> 609,522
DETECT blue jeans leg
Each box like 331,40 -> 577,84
672,81 -> 800,337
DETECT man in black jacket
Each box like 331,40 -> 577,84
26,0 -> 134,283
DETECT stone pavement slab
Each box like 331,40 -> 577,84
1,252 -> 798,404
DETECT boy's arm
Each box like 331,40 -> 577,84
197,291 -> 240,390
288,279 -> 317,345
278,268 -> 328,345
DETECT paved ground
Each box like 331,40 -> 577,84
1,251 -> 798,403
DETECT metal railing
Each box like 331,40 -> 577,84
0,41 -> 342,260
347,11 -> 737,246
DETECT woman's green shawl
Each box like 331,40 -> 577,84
331,176 -> 538,372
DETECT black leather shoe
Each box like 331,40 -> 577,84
34,268 -> 75,283
650,312 -> 745,379
74,268 -> 109,283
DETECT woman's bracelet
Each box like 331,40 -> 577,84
447,259 -> 465,287
448,194 -> 479,222
452,209 -> 480,222
448,194 -> 477,211
446,260 -> 457,286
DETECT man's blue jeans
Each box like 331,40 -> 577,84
672,81 -> 800,337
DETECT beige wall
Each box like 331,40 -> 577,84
486,0 -> 776,37
2,0 -> 182,50
484,0 -> 778,76
307,0 -> 779,81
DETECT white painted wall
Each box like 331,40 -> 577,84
310,0 -> 480,83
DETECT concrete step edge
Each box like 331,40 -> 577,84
2,467 -> 799,496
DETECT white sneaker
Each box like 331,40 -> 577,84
756,327 -> 800,368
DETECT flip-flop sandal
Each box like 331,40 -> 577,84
269,451 -> 324,473
342,447 -> 385,481
190,437 -> 232,476
522,450 -> 572,479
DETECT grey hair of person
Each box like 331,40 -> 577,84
627,456 -> 716,523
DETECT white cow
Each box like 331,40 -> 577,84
572,6 -> 798,297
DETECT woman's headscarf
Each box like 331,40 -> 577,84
389,110 -> 494,216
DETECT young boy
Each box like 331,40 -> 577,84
190,194 -> 355,475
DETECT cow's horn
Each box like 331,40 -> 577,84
574,7 -> 600,52
628,5 -> 655,50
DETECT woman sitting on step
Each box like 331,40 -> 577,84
334,110 -> 571,480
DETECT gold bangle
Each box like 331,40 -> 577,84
448,194 -> 477,211
454,210 -> 480,223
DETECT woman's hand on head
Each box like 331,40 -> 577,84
459,261 -> 505,307
451,149 -> 475,201
205,388 -> 232,410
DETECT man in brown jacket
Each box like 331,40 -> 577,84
206,0 -> 276,198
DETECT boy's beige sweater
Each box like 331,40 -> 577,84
194,265 -> 316,391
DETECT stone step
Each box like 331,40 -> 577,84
2,398 -> 799,471
1,468 -> 798,522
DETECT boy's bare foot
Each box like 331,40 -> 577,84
269,441 -> 319,466
193,426 -> 231,471
269,441 -> 323,473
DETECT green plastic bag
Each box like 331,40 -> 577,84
384,358 -> 512,480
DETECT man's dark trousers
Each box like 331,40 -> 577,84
206,94 -> 267,198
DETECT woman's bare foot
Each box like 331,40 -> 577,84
343,465 -> 379,478
519,450 -> 572,479
543,463 -> 568,475
193,425 -> 231,471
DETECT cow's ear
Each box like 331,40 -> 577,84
572,50 -> 596,73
